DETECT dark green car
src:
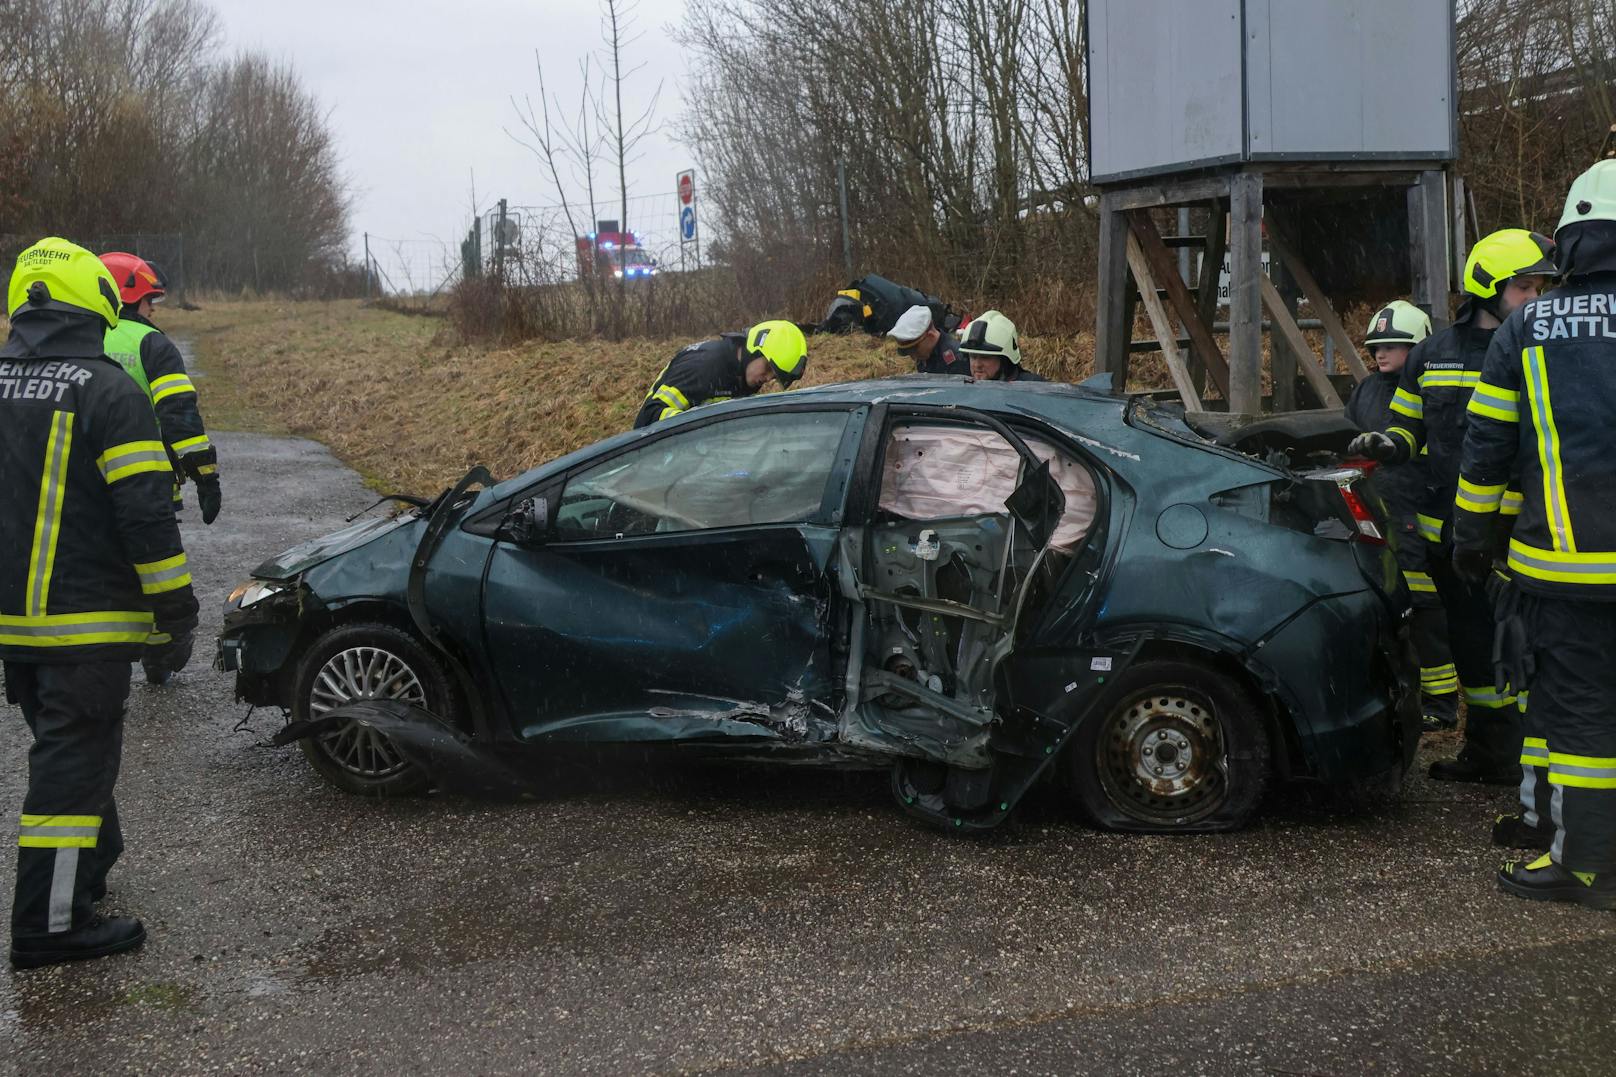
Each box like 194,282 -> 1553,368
217,377 -> 1419,832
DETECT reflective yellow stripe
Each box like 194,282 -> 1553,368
1404,570 -> 1437,594
1468,381 -> 1520,423
97,439 -> 170,484
133,553 -> 192,595
150,373 -> 196,402
1388,426 -> 1417,452
1501,489 -> 1524,517
196,463 -> 218,476
17,813 -> 102,849
1507,539 -> 1616,585
1522,346 -> 1576,553
1418,370 -> 1481,389
1455,477 -> 1506,515
1463,684 -> 1516,709
1389,388 -> 1424,419
26,410 -> 72,617
171,434 -> 211,455
1548,752 -> 1616,789
655,385 -> 689,410
0,611 -> 155,647
1416,514 -> 1444,542
1521,737 -> 1549,767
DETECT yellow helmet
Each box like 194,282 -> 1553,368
1363,300 -> 1430,348
1462,228 -> 1556,300
745,320 -> 807,387
7,236 -> 121,329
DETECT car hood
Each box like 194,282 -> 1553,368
252,513 -> 420,580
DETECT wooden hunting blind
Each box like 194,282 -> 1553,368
1088,0 -> 1459,414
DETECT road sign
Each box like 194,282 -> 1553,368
677,169 -> 695,206
680,205 -> 697,241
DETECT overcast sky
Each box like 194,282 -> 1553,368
214,0 -> 694,288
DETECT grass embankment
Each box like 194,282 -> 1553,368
163,300 -> 1153,493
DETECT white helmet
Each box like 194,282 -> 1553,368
1558,159 -> 1616,236
1363,300 -> 1430,348
958,309 -> 1021,369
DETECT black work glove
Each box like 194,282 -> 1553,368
196,474 -> 221,525
147,631 -> 195,676
1453,545 -> 1492,585
1347,431 -> 1399,462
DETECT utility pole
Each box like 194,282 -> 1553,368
495,198 -> 508,280
363,232 -> 371,301
837,158 -> 852,276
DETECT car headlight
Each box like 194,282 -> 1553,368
228,578 -> 291,609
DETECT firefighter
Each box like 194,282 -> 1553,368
1349,228 -> 1557,783
1455,160 -> 1616,908
633,320 -> 807,429
821,274 -> 956,338
4,238 -> 199,968
1345,300 -> 1459,731
960,310 -> 1046,383
888,304 -> 969,375
99,252 -> 220,526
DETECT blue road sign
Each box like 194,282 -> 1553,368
680,205 -> 697,241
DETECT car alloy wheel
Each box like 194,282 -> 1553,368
308,645 -> 425,780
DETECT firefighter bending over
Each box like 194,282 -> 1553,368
634,320 -> 807,429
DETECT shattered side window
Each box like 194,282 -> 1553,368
554,410 -> 850,540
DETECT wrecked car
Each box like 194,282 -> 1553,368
217,377 -> 1419,833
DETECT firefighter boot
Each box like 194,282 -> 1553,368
1429,751 -> 1518,785
1421,689 -> 1459,733
1492,813 -> 1555,850
10,914 -> 145,969
1498,855 -> 1616,911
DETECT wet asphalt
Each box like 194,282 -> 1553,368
4,429 -> 1616,1075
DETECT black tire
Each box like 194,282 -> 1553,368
1066,659 -> 1271,832
290,622 -> 454,796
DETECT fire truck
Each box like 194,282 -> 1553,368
575,220 -> 657,280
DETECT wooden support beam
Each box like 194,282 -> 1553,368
1124,209 -> 1231,399
1125,231 -> 1203,412
1095,200 -> 1132,392
1259,272 -> 1342,408
1269,256 -> 1299,412
1194,201 -> 1227,401
1262,209 -> 1371,382
1226,171 -> 1264,414
1101,174 -> 1231,211
1408,169 -> 1452,329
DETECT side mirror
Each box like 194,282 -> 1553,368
500,496 -> 548,545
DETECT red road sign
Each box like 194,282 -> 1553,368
678,172 -> 694,205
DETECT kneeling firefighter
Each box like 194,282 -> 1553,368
3,238 -> 199,968
634,320 -> 807,429
1455,160 -> 1616,909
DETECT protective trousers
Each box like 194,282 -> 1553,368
1404,569 -> 1458,723
1428,549 -> 1517,764
5,661 -> 129,939
1520,594 -> 1616,873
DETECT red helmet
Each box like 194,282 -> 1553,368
99,251 -> 165,306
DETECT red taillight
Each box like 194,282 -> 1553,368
1336,481 -> 1386,545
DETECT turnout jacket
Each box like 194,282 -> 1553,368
634,334 -> 756,429
915,332 -> 969,376
1346,369 -> 1428,518
1382,303 -> 1496,543
0,311 -> 199,662
104,310 -> 216,484
1455,270 -> 1616,600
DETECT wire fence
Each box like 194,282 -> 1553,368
1,232 -> 188,298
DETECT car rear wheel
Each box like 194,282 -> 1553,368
1066,660 -> 1270,831
291,622 -> 453,796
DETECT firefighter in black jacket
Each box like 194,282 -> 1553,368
960,310 -> 1047,383
1455,161 -> 1616,909
100,252 -> 220,525
1350,229 -> 1557,783
634,320 -> 807,429
1345,300 -> 1458,731
3,238 -> 199,969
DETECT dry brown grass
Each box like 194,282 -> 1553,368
160,300 -> 1134,494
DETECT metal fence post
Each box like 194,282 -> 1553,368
363,232 -> 372,301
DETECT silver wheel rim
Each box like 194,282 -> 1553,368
309,645 -> 424,779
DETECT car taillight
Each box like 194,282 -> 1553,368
1332,472 -> 1385,545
